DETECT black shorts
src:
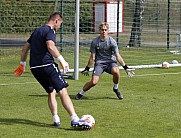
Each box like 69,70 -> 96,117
31,63 -> 68,93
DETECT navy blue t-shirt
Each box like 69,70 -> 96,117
27,25 -> 56,68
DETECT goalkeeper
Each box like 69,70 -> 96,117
14,12 -> 91,129
75,22 -> 135,100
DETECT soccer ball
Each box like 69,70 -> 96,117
162,61 -> 170,68
80,115 -> 95,128
172,60 -> 179,64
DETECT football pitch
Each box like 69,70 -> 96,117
0,56 -> 181,138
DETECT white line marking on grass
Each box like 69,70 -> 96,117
0,72 -> 181,86
0,82 -> 38,86
129,72 -> 181,77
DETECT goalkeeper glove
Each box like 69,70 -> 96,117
14,61 -> 26,77
57,55 -> 69,74
123,65 -> 135,78
81,66 -> 90,76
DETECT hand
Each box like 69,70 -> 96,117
123,65 -> 135,78
14,61 -> 26,77
81,66 -> 90,76
125,68 -> 135,78
59,61 -> 69,74
57,55 -> 69,74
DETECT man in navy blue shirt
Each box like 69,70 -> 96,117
14,12 -> 91,129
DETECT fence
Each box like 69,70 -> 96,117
0,0 -> 181,79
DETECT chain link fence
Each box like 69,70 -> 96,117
0,0 -> 181,75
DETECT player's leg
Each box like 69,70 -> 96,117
75,64 -> 104,100
84,75 -> 100,91
106,63 -> 123,100
112,66 -> 123,99
47,63 -> 92,128
75,76 -> 100,100
58,88 -> 93,129
111,66 -> 120,84
58,88 -> 78,119
31,67 -> 61,126
48,90 -> 60,126
48,90 -> 57,115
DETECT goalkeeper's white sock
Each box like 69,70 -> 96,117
79,90 -> 85,95
71,114 -> 79,122
114,84 -> 118,89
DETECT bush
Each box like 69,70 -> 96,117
0,0 -> 93,34
1,0 -> 54,34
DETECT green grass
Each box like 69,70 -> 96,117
0,48 -> 181,138
0,68 -> 181,138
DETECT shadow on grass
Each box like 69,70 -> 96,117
0,118 -> 55,128
0,72 -> 32,77
0,118 -> 87,131
28,94 -> 47,97
28,94 -> 119,100
69,94 -> 119,100
28,94 -> 63,98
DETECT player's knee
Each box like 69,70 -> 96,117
112,67 -> 119,73
91,80 -> 98,86
112,69 -> 120,76
59,88 -> 68,96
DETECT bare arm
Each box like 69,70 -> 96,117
14,42 -> 30,76
115,52 -> 135,77
115,52 -> 126,67
20,42 -> 30,61
87,53 -> 95,67
46,40 -> 69,73
81,53 -> 95,75
46,40 -> 60,58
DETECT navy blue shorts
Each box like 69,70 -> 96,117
31,63 -> 69,93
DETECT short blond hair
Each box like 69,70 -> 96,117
99,22 -> 109,31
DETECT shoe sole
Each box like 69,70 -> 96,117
75,94 -> 83,100
71,122 -> 92,130
53,122 -> 60,127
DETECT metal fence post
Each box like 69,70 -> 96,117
116,0 -> 120,46
167,0 -> 170,49
74,0 -> 80,80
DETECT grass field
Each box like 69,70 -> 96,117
0,48 -> 181,138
